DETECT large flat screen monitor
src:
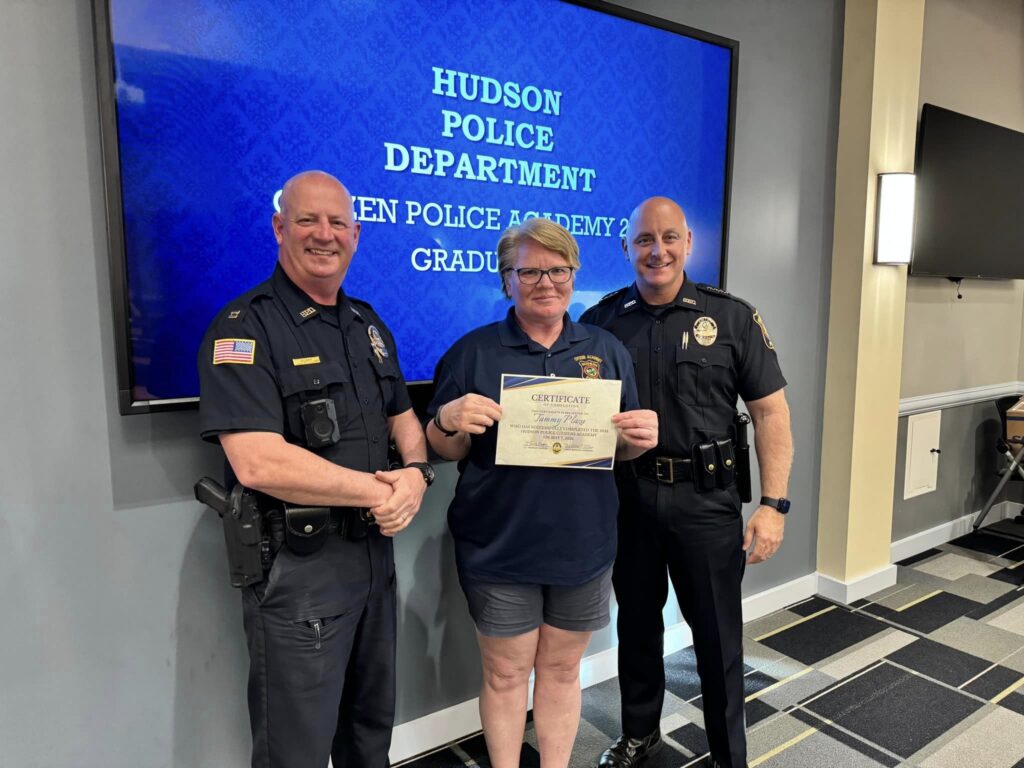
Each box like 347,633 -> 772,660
911,104 -> 1024,280
92,0 -> 737,413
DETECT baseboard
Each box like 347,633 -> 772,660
390,697 -> 482,765
390,571 -> 819,763
817,565 -> 898,605
890,501 -> 1021,563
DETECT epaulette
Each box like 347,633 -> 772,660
597,287 -> 628,306
697,283 -> 754,310
348,295 -> 377,319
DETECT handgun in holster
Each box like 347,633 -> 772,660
194,477 -> 265,588
733,412 -> 753,503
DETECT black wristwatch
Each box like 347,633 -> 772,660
760,496 -> 791,514
405,462 -> 436,487
433,405 -> 458,437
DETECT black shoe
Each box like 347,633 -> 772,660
597,730 -> 663,767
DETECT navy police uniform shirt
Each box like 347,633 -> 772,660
198,264 -> 412,483
428,308 -> 641,586
580,276 -> 786,457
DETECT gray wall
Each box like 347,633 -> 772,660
892,401 -> 1024,541
0,0 -> 841,765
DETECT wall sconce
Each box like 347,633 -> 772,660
874,172 -> 915,265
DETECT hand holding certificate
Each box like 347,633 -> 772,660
495,374 -> 622,470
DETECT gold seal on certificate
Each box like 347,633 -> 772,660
495,374 -> 622,470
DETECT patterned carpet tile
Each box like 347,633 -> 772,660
401,529 -> 1024,768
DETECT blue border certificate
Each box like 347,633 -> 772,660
495,374 -> 622,470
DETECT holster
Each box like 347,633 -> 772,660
283,504 -> 331,555
194,478 -> 265,589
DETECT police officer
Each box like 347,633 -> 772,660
198,170 -> 431,768
581,197 -> 793,768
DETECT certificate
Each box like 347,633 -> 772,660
495,374 -> 622,470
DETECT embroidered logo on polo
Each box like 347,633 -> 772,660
368,325 -> 388,363
752,310 -> 775,350
693,316 -> 718,346
574,354 -> 603,379
212,338 -> 255,365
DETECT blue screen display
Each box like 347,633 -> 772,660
106,0 -> 733,402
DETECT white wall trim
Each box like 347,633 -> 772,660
890,501 -> 1022,563
899,381 -> 1023,416
817,565 -> 898,605
390,572 -> 818,764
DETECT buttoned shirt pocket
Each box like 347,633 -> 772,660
276,361 -> 351,445
367,353 -> 401,414
675,345 -> 733,406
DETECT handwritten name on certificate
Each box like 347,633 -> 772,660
495,374 -> 622,470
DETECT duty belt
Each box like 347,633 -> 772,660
325,507 -> 374,539
632,455 -> 695,484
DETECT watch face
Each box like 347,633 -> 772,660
777,498 -> 791,513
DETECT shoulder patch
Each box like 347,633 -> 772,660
696,283 -> 754,310
598,287 -> 628,305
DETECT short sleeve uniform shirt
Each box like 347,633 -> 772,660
198,265 -> 411,483
580,277 -> 786,456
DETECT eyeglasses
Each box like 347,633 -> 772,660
502,266 -> 575,285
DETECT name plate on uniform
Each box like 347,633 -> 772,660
495,374 -> 621,470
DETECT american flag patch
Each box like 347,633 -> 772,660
213,338 -> 256,365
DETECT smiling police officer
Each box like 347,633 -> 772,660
198,171 -> 431,768
582,197 -> 794,768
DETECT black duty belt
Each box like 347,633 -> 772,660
326,507 -> 374,539
632,455 -> 695,484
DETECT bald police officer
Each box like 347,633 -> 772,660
198,171 -> 431,767
582,197 -> 793,768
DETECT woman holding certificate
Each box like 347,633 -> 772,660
426,218 -> 658,768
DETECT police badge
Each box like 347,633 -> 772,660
693,316 -> 718,346
368,325 -> 389,363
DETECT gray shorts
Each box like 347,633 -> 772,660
460,567 -> 613,637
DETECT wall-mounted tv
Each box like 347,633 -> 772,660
911,104 -> 1024,280
92,0 -> 738,414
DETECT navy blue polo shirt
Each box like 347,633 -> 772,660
198,265 -> 411,485
428,308 -> 640,585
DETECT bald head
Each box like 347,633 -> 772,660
627,196 -> 688,238
272,170 -> 361,303
279,170 -> 354,219
623,196 -> 693,303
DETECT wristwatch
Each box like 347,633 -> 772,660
433,404 -> 459,437
405,461 -> 436,487
760,496 -> 791,514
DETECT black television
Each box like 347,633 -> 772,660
92,0 -> 738,414
910,104 -> 1024,280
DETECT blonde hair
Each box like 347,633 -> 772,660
496,218 -> 581,298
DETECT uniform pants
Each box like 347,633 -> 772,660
242,530 -> 396,768
614,476 -> 747,768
